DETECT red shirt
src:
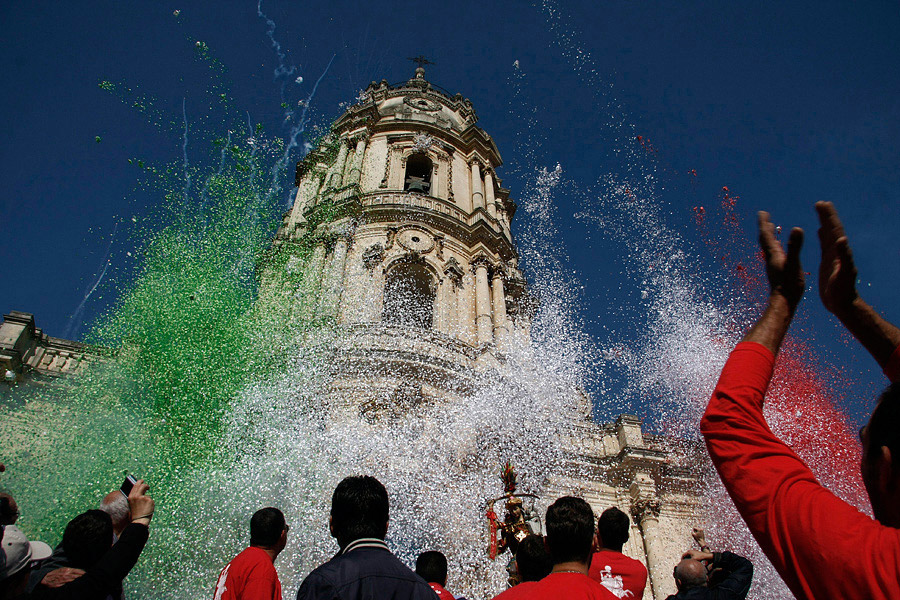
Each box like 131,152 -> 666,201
509,572 -> 616,599
701,341 -> 900,600
213,547 -> 282,600
588,550 -> 647,599
428,582 -> 455,600
492,581 -> 539,600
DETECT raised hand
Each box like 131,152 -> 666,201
128,479 -> 155,525
815,201 -> 858,315
758,211 -> 805,310
691,527 -> 707,547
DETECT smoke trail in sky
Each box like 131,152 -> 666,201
64,222 -> 118,340
182,98 -> 191,205
257,0 -> 297,103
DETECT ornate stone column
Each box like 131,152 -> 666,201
318,234 -> 350,318
326,138 -> 350,190
630,476 -> 668,600
473,258 -> 493,345
484,169 -> 497,219
434,277 -> 450,334
470,160 -> 485,212
456,270 -> 476,345
491,268 -> 509,350
442,258 -> 463,338
346,134 -> 369,186
296,241 -> 327,321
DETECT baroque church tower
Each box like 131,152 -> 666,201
256,67 -> 703,599
260,66 -> 533,417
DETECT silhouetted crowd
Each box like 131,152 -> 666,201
3,202 -> 899,600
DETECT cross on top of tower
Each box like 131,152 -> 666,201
408,55 -> 434,69
407,55 -> 434,79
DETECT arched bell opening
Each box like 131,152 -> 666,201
382,261 -> 436,330
404,153 -> 433,194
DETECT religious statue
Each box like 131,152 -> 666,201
485,462 -> 542,583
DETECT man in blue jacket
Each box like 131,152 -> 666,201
296,476 -> 435,600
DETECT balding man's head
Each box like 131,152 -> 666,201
100,491 -> 131,536
674,558 -> 708,590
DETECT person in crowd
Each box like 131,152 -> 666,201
414,551 -> 454,600
0,525 -> 52,599
701,202 -> 900,599
213,507 -> 288,600
492,535 -> 552,600
0,493 -> 18,527
587,507 -> 646,599
295,475 -> 435,600
29,479 -> 154,600
29,484 -> 140,595
665,543 -> 752,600
507,496 -> 615,599
99,492 -> 131,541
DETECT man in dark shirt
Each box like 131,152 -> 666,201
665,548 -> 752,600
31,479 -> 155,600
295,476 -> 434,600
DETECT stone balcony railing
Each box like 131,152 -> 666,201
360,191 -> 506,232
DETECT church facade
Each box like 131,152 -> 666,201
1,68 -> 703,599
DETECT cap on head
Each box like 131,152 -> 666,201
0,525 -> 52,581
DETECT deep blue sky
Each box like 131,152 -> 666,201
2,1 -> 898,426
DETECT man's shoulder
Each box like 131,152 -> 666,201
227,547 -> 276,576
301,547 -> 432,595
530,573 -> 617,599
492,581 -> 538,600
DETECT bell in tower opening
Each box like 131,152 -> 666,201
404,153 -> 432,193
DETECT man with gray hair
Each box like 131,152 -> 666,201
100,491 -> 132,540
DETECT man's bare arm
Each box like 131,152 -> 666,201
816,201 -> 900,370
743,212 -> 805,356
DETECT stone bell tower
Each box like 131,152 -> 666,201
257,67 -> 702,599
261,66 -> 534,416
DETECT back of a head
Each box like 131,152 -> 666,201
515,535 -> 552,583
597,507 -> 630,551
250,507 -> 286,547
674,559 -> 708,590
545,496 -> 595,565
415,551 -> 448,586
99,492 -> 131,533
330,476 -> 389,547
0,492 -> 17,526
869,383 -> 900,474
62,510 -> 113,570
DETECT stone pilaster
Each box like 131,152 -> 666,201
326,138 -> 350,190
473,258 -> 493,345
296,241 -> 327,321
318,234 -> 350,318
346,134 -> 369,186
485,169 -> 497,219
491,267 -> 508,350
470,160 -> 484,212
630,476 -> 667,600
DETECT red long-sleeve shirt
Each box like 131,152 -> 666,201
701,341 -> 900,600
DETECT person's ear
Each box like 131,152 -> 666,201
878,445 -> 894,492
329,516 -> 336,539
